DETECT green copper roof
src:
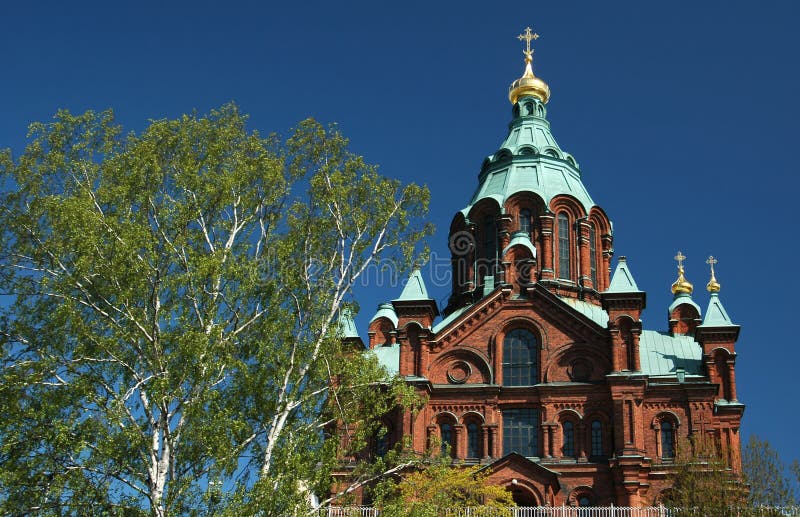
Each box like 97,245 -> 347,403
431,305 -> 470,334
502,230 -> 537,258
606,257 -> 641,293
559,297 -> 609,327
369,302 -> 399,327
369,343 -> 399,377
462,97 -> 595,216
394,268 -> 431,301
639,330 -> 703,376
338,308 -> 360,339
699,293 -> 736,327
668,292 -> 701,316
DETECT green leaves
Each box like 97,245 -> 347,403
0,104 -> 431,515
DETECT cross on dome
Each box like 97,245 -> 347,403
517,27 -> 540,59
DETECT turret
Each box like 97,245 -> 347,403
602,257 -> 645,372
667,251 -> 702,335
695,256 -> 740,402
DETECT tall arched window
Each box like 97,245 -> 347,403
562,421 -> 575,458
467,422 -> 480,459
589,224 -> 597,288
557,213 -> 571,279
590,420 -> 603,457
440,423 -> 454,457
519,209 -> 531,235
374,423 -> 391,458
502,329 -> 538,386
483,215 -> 497,269
661,421 -> 675,460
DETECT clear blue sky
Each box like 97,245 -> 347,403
2,1 -> 798,465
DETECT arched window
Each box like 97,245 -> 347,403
502,329 -> 538,386
557,213 -> 571,279
661,421 -> 675,460
467,422 -> 480,459
590,420 -> 603,457
483,215 -> 497,273
578,496 -> 591,507
562,421 -> 575,458
440,422 -> 454,457
519,209 -> 531,235
374,423 -> 391,458
589,224 -> 597,288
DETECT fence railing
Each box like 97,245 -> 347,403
319,507 -> 800,517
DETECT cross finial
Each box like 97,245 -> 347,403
674,251 -> 686,270
706,255 -> 718,275
517,27 -> 540,59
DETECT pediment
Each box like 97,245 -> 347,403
432,284 -> 607,348
481,452 -> 561,487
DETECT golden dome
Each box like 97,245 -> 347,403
671,251 -> 693,295
671,266 -> 694,295
509,27 -> 550,105
706,256 -> 721,293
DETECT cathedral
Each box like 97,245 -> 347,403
341,28 -> 743,507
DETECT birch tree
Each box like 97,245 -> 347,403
0,106 -> 431,516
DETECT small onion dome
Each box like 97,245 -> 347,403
671,266 -> 694,295
509,54 -> 550,105
706,256 -> 721,293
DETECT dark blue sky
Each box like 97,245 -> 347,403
2,1 -> 798,464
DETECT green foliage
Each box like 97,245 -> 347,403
660,434 -> 746,516
0,105 -> 431,515
743,435 -> 798,507
372,458 -> 515,517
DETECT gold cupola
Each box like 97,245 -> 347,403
706,256 -> 721,293
671,251 -> 694,295
509,27 -> 551,105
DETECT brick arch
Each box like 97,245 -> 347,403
543,343 -> 611,383
428,348 -> 493,385
502,478 -> 544,506
432,411 -> 458,426
555,408 -> 583,422
461,411 -> 486,424
710,347 -> 734,400
568,485 -> 597,506
549,194 -> 587,220
467,196 -> 502,223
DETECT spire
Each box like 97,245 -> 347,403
509,26 -> 551,105
606,256 -> 641,293
701,256 -> 735,327
338,307 -> 360,339
394,266 -> 431,301
670,251 -> 694,295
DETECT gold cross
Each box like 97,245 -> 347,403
518,27 -> 540,57
674,251 -> 686,269
706,255 -> 717,275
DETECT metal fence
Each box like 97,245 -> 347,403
319,507 -> 800,517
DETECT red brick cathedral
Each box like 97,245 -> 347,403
349,29 -> 742,507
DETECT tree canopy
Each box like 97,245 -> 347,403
0,105 -> 431,516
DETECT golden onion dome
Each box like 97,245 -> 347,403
509,27 -> 550,105
671,251 -> 694,295
671,266 -> 694,295
706,256 -> 721,293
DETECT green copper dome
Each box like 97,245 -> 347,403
462,96 -> 595,216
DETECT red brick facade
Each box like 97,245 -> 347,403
340,61 -> 742,507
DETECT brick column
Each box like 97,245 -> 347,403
727,360 -> 738,401
453,425 -> 464,459
577,421 -> 587,461
542,424 -> 552,458
577,218 -> 593,289
481,425 -> 491,460
540,214 -> 554,279
489,426 -> 499,458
